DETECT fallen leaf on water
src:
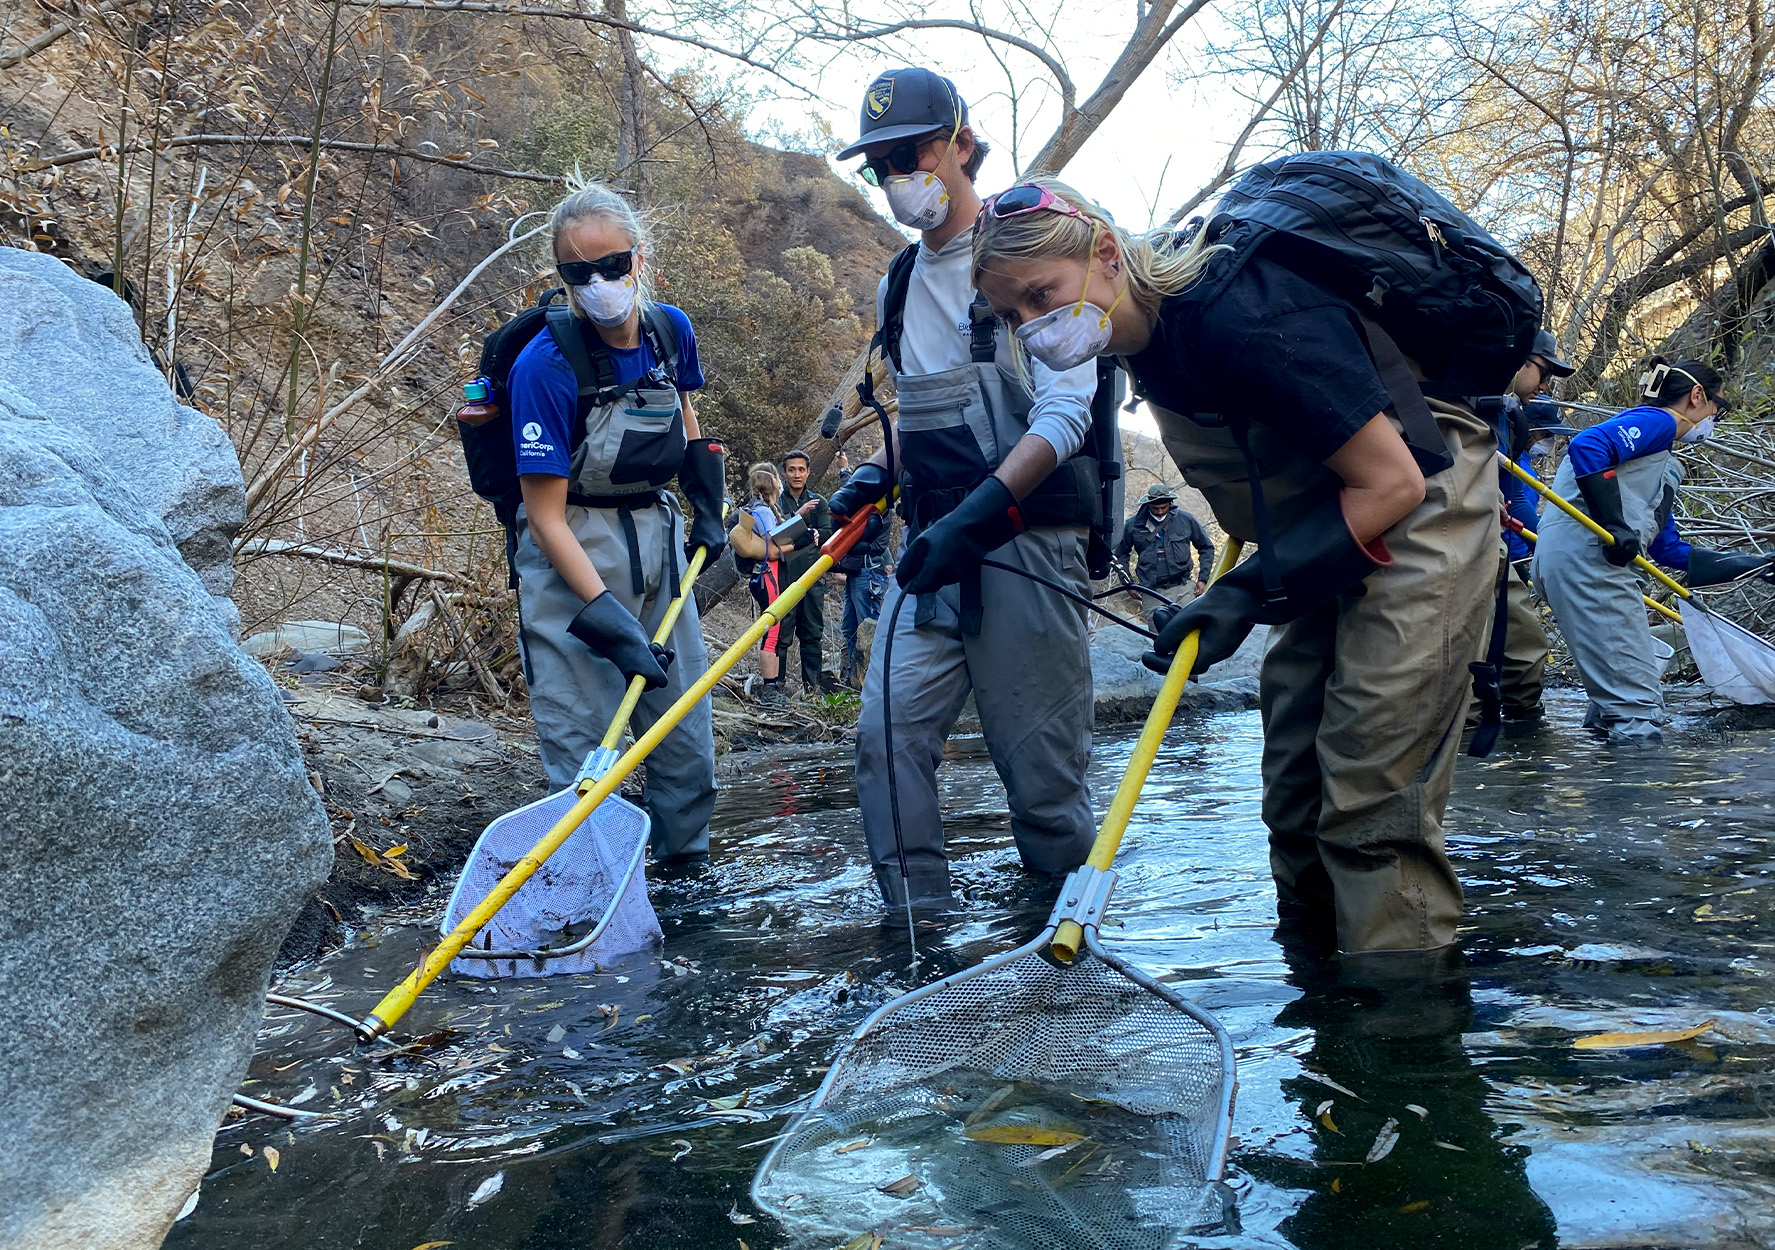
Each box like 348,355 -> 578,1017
1299,1071 -> 1363,1100
963,1084 -> 1020,1127
263,1146 -> 281,1172
1024,1139 -> 1088,1165
407,1243 -> 454,1250
706,1091 -> 750,1111
238,1143 -> 253,1156
670,1140 -> 692,1162
175,1190 -> 200,1221
599,1003 -> 620,1030
835,1139 -> 871,1154
1365,1118 -> 1400,1164
964,1126 -> 1084,1147
1319,1111 -> 1340,1134
1401,1199 -> 1430,1214
563,1047 -> 582,1060
546,1024 -> 566,1043
1574,1020 -> 1715,1050
1314,1100 -> 1334,1118
739,1242 -> 749,1250
634,1014 -> 653,1024
839,1234 -> 883,1250
467,1172 -> 504,1209
1405,1104 -> 1428,1120
726,1204 -> 756,1225
878,1175 -> 920,1196
1330,1177 -> 1342,1194
1432,1141 -> 1466,1152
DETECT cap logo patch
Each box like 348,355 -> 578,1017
866,75 -> 895,120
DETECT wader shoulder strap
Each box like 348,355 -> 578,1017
968,294 -> 997,364
1354,314 -> 1456,478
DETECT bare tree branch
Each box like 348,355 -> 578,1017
240,538 -> 465,583
23,133 -> 563,181
0,0 -> 137,69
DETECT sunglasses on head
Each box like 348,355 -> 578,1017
556,248 -> 634,286
981,183 -> 1090,224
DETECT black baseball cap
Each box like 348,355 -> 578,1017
1530,329 -> 1575,378
836,68 -> 967,160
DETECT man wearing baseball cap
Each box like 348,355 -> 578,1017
827,67 -> 1104,908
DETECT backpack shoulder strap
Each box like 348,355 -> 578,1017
544,306 -> 618,399
878,242 -> 921,373
638,302 -> 682,383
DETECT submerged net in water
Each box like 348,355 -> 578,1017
443,787 -> 662,978
753,938 -> 1236,1249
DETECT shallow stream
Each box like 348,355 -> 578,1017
170,694 -> 1775,1249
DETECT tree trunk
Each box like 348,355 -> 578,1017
604,0 -> 647,199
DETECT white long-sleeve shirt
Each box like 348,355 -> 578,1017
876,225 -> 1097,463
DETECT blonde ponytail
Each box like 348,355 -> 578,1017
970,176 -> 1229,316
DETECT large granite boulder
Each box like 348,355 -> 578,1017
0,250 -> 331,1249
0,249 -> 245,630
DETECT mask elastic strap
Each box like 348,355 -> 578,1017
1072,226 -> 1101,319
926,88 -> 963,204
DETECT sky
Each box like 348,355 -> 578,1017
678,2 -> 1263,436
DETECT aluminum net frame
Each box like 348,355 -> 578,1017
753,916 -> 1236,1249
443,785 -> 662,978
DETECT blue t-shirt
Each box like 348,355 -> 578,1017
1565,405 -> 1677,477
508,303 -> 704,478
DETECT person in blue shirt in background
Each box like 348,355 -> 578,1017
506,181 -> 726,863
1533,356 -> 1772,742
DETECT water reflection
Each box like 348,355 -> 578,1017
169,695 -> 1775,1249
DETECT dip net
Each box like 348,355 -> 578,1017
443,786 -> 661,978
753,929 -> 1236,1249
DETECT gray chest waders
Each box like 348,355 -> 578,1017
553,309 -> 688,597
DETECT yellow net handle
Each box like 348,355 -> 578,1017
1052,538 -> 1244,963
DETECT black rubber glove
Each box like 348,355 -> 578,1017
567,593 -> 672,689
897,475 -> 1024,594
679,437 -> 728,563
1142,493 -> 1389,677
1574,469 -> 1641,567
828,461 -> 892,520
1688,548 -> 1775,587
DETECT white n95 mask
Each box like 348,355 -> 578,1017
574,278 -> 638,328
882,172 -> 950,230
1014,302 -> 1114,372
1678,415 -> 1715,445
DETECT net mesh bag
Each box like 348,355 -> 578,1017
443,787 -> 662,978
754,940 -> 1234,1249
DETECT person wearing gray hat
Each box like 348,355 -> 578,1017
826,66 -> 1105,909
1115,483 -> 1215,620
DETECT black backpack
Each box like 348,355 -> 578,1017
1185,150 -> 1544,475
457,288 -> 680,581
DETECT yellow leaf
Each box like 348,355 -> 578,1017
877,1174 -> 920,1196
1573,1020 -> 1715,1049
349,838 -> 381,865
964,1126 -> 1085,1147
1319,1111 -> 1340,1133
839,1235 -> 884,1250
834,1138 -> 871,1154
384,844 -> 408,858
1401,1199 -> 1430,1213
407,1243 -> 454,1250
1330,1177 -> 1342,1193
264,1146 -> 281,1172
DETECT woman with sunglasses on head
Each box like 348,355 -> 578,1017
826,69 -> 1104,908
973,178 -> 1499,957
1532,357 -> 1754,743
506,180 -> 726,866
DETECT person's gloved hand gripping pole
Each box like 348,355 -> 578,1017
679,436 -> 728,562
1144,414 -> 1419,676
895,432 -> 1058,594
1574,467 -> 1642,567
519,474 -> 673,690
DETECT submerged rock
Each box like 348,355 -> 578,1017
0,251 -> 330,1250
1089,620 -> 1266,722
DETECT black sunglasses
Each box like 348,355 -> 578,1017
858,135 -> 939,187
556,249 -> 634,285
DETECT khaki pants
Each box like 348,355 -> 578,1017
1500,557 -> 1550,717
1259,401 -> 1497,953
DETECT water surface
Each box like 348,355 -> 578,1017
170,694 -> 1775,1248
